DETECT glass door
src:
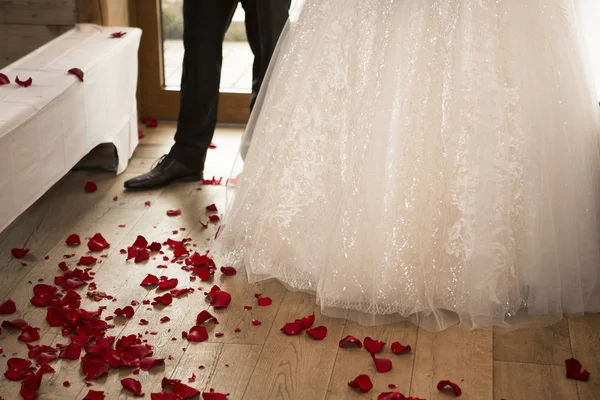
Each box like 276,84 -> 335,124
135,0 -> 251,123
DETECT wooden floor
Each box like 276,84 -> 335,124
0,123 -> 599,400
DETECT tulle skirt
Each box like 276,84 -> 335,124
215,0 -> 600,331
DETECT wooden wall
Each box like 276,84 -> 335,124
0,0 -> 132,68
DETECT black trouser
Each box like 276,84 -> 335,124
169,0 -> 291,172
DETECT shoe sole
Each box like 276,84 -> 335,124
123,174 -> 204,191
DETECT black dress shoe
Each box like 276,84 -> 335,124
124,155 -> 203,190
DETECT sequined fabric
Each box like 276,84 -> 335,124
215,0 -> 600,331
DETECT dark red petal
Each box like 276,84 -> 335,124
209,142 -> 217,149
158,278 -> 178,290
391,342 -> 411,355
220,266 -> 237,276
297,313 -> 315,330
149,242 -> 162,252
437,380 -> 462,396
206,204 -> 218,211
92,233 -> 110,248
210,290 -> 231,309
110,31 -> 126,38
208,215 -> 220,222
373,356 -> 393,373
84,181 -> 97,193
65,234 -> 81,246
306,326 -> 327,340
79,256 -> 97,266
19,325 -> 41,342
339,335 -> 362,348
154,293 -> 173,305
364,337 -> 386,355
565,358 -> 590,381
0,73 -> 9,85
377,393 -> 407,400
187,326 -> 209,342
141,274 -> 160,286
121,378 -> 144,396
348,374 -> 373,393
63,381 -> 71,387
59,342 -> 82,359
0,299 -> 16,314
252,319 -> 262,326
257,296 -> 272,306
82,358 -> 108,380
87,239 -> 104,252
114,306 -> 135,318
281,321 -> 303,336
83,390 -> 105,400
202,388 -> 230,400
2,318 -> 29,330
166,209 -> 182,217
11,248 -> 29,258
133,235 -> 149,248
15,76 -> 32,87
140,357 -> 164,371
196,310 -> 218,324
67,68 -> 84,82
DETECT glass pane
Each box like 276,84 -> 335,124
160,0 -> 253,92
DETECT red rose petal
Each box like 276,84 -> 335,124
348,374 -> 373,393
209,143 -> 217,149
166,209 -> 182,217
19,325 -> 41,342
281,321 -> 303,336
364,337 -> 385,355
208,215 -> 220,223
139,319 -> 149,325
0,73 -> 9,85
114,306 -> 135,318
154,293 -> 173,305
145,201 -> 151,207
83,389 -> 105,400
391,342 -> 411,355
0,299 -> 16,314
82,358 -> 108,380
202,389 -> 230,400
68,68 -> 84,82
63,381 -> 71,387
4,357 -> 32,380
257,296 -> 272,306
437,380 -> 462,397
110,31 -> 126,38
377,393 -> 410,400
306,326 -> 327,340
252,319 -> 261,326
141,274 -> 160,286
121,378 -> 144,396
158,278 -> 178,290
65,234 -> 81,246
79,256 -> 97,266
91,233 -> 110,248
373,356 -> 393,373
11,248 -> 29,258
84,181 -> 97,192
187,326 -> 209,342
339,335 -> 362,348
565,358 -> 590,381
196,310 -> 218,324
388,384 -> 398,389
140,357 -> 164,371
16,76 -> 32,87
220,266 -> 236,276
59,342 -> 82,359
206,204 -> 218,211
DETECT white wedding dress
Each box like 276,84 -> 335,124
215,0 -> 600,331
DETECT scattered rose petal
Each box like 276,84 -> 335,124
373,356 -> 393,373
252,319 -> 261,326
209,143 -> 217,149
83,390 -> 105,400
141,274 -> 160,286
16,76 -> 32,87
145,201 -> 151,207
79,256 -> 97,266
206,204 -> 218,211
160,316 -> 170,323
154,293 -> 173,306
306,326 -> 327,340
196,310 -> 218,324
0,73 -> 9,85
391,342 -> 411,355
11,248 -> 29,258
114,306 -> 135,318
202,388 -> 230,400
0,299 -> 16,314
82,357 -> 108,379
565,358 -> 590,381
208,215 -> 220,223
158,278 -> 178,290
437,380 -> 462,397
257,296 -> 272,306
388,384 -> 398,389
111,31 -> 126,38
166,209 -> 181,217
348,374 -> 373,393
121,378 -> 144,396
187,326 -> 209,343
68,68 -> 84,81
364,337 -> 385,355
63,381 -> 71,387
84,182 -> 98,192
66,234 -> 81,246
140,357 -> 164,371
281,321 -> 303,336
339,335 -> 362,348
220,266 -> 236,276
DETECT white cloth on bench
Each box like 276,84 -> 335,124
0,24 -> 141,232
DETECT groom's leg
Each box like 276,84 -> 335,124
169,0 -> 239,172
242,0 -> 291,109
